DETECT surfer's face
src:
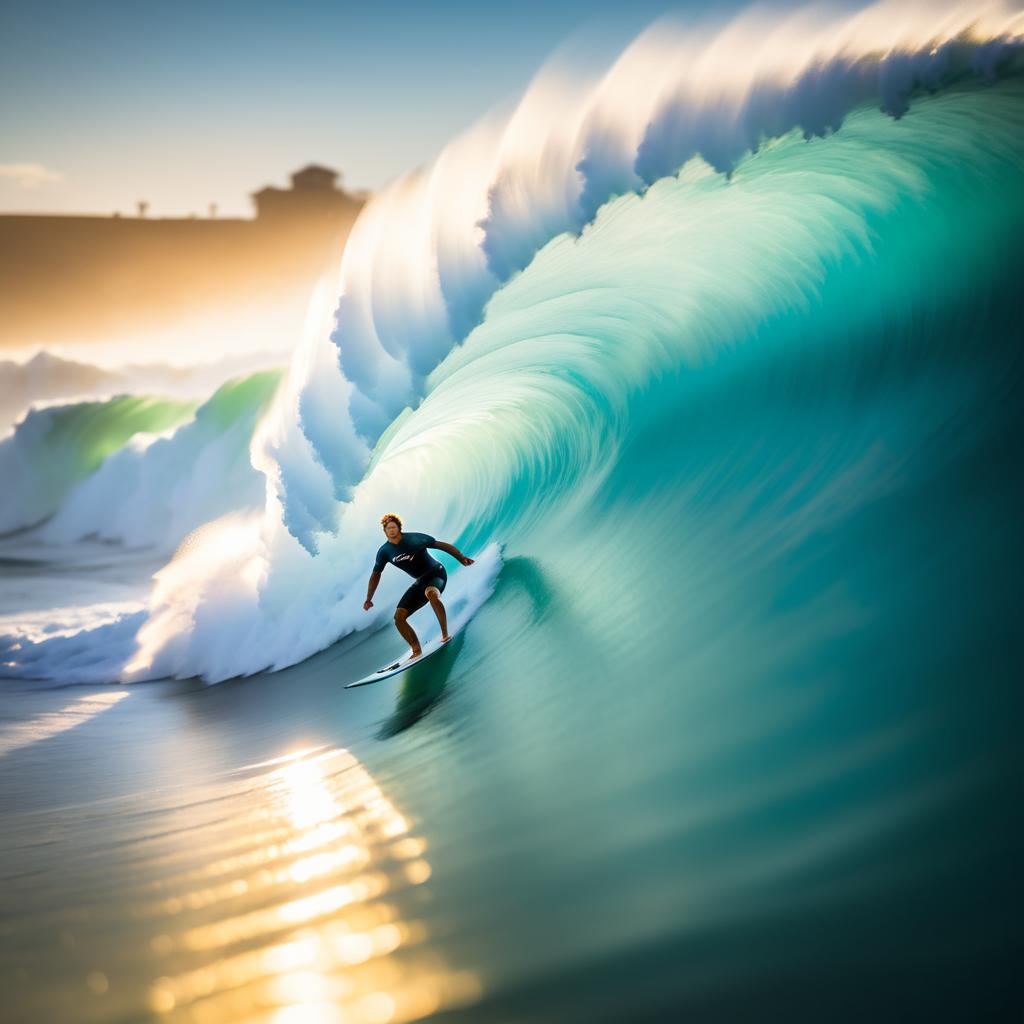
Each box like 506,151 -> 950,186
383,520 -> 402,542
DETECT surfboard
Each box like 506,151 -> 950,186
344,631 -> 457,688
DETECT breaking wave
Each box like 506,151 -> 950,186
2,0 -> 1022,684
1,371 -> 281,547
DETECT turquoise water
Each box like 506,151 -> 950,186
0,393 -> 198,533
0,370 -> 282,544
1,77 -> 1022,1022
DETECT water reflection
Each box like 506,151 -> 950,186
142,746 -> 479,1023
0,689 -> 129,758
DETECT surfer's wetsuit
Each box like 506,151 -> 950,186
373,533 -> 447,613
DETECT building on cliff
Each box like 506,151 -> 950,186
252,164 -> 363,224
0,166 -> 366,353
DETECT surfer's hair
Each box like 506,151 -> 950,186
380,513 -> 403,531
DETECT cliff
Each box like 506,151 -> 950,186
0,190 -> 363,350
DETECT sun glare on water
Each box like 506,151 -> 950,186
140,747 -> 479,1023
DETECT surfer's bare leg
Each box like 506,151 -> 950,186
394,608 -> 421,658
425,587 -> 450,641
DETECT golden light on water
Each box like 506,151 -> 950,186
139,746 -> 480,1023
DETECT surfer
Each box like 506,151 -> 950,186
363,513 -> 474,661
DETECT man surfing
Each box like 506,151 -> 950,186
363,513 -> 474,662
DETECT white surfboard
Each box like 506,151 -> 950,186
344,630 -> 459,688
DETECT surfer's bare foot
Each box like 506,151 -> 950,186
407,648 -> 422,662
441,634 -> 451,643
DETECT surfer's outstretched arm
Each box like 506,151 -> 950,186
429,541 -> 474,566
363,571 -> 382,611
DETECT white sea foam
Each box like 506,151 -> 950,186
0,370 -> 281,548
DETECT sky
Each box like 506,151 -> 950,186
0,0 -> 702,218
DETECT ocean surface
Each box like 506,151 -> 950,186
2,4 -> 1023,1021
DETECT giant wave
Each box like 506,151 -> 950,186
3,0 -> 1023,685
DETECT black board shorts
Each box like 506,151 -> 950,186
397,565 -> 447,614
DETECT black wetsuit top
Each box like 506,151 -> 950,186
373,533 -> 442,579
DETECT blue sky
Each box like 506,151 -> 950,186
0,0 -> 712,217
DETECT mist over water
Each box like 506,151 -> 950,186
1,2 -> 1022,1020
